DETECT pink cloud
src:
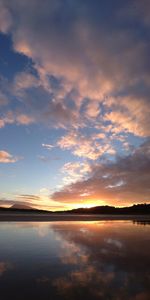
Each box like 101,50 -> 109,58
105,96 -> 150,137
14,71 -> 39,92
16,114 -> 35,125
0,0 -> 149,139
57,131 -> 115,160
0,150 -> 21,163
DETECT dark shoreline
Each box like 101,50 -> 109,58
0,213 -> 150,222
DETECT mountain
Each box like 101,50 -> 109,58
10,204 -> 33,210
0,205 -> 53,214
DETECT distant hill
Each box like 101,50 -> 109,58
11,204 -> 33,210
0,203 -> 150,215
66,204 -> 150,215
0,205 -> 53,214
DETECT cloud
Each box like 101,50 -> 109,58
0,198 -> 43,210
13,75 -> 82,129
52,140 -> 150,205
0,111 -> 14,128
0,2 -> 12,33
0,150 -> 21,163
62,161 -> 91,185
0,111 -> 35,128
85,100 -> 100,119
0,193 -> 66,211
57,131 -> 115,160
0,0 -> 149,137
14,71 -> 39,92
0,91 -> 9,106
42,144 -> 54,150
16,114 -> 35,125
105,96 -> 150,137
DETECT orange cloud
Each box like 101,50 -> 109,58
52,140 -> 150,206
0,150 -> 21,163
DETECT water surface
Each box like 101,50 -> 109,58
0,220 -> 150,300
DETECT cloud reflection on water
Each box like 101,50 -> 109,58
0,221 -> 150,300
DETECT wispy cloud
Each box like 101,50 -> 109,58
0,150 -> 21,163
42,143 -> 54,150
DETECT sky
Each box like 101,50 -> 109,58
0,0 -> 150,211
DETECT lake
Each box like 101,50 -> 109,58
0,220 -> 150,300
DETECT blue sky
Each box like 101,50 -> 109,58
0,0 -> 149,210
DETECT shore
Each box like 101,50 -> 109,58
0,213 -> 150,222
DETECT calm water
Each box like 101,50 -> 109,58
0,220 -> 150,300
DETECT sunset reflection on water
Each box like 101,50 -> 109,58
0,220 -> 150,300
